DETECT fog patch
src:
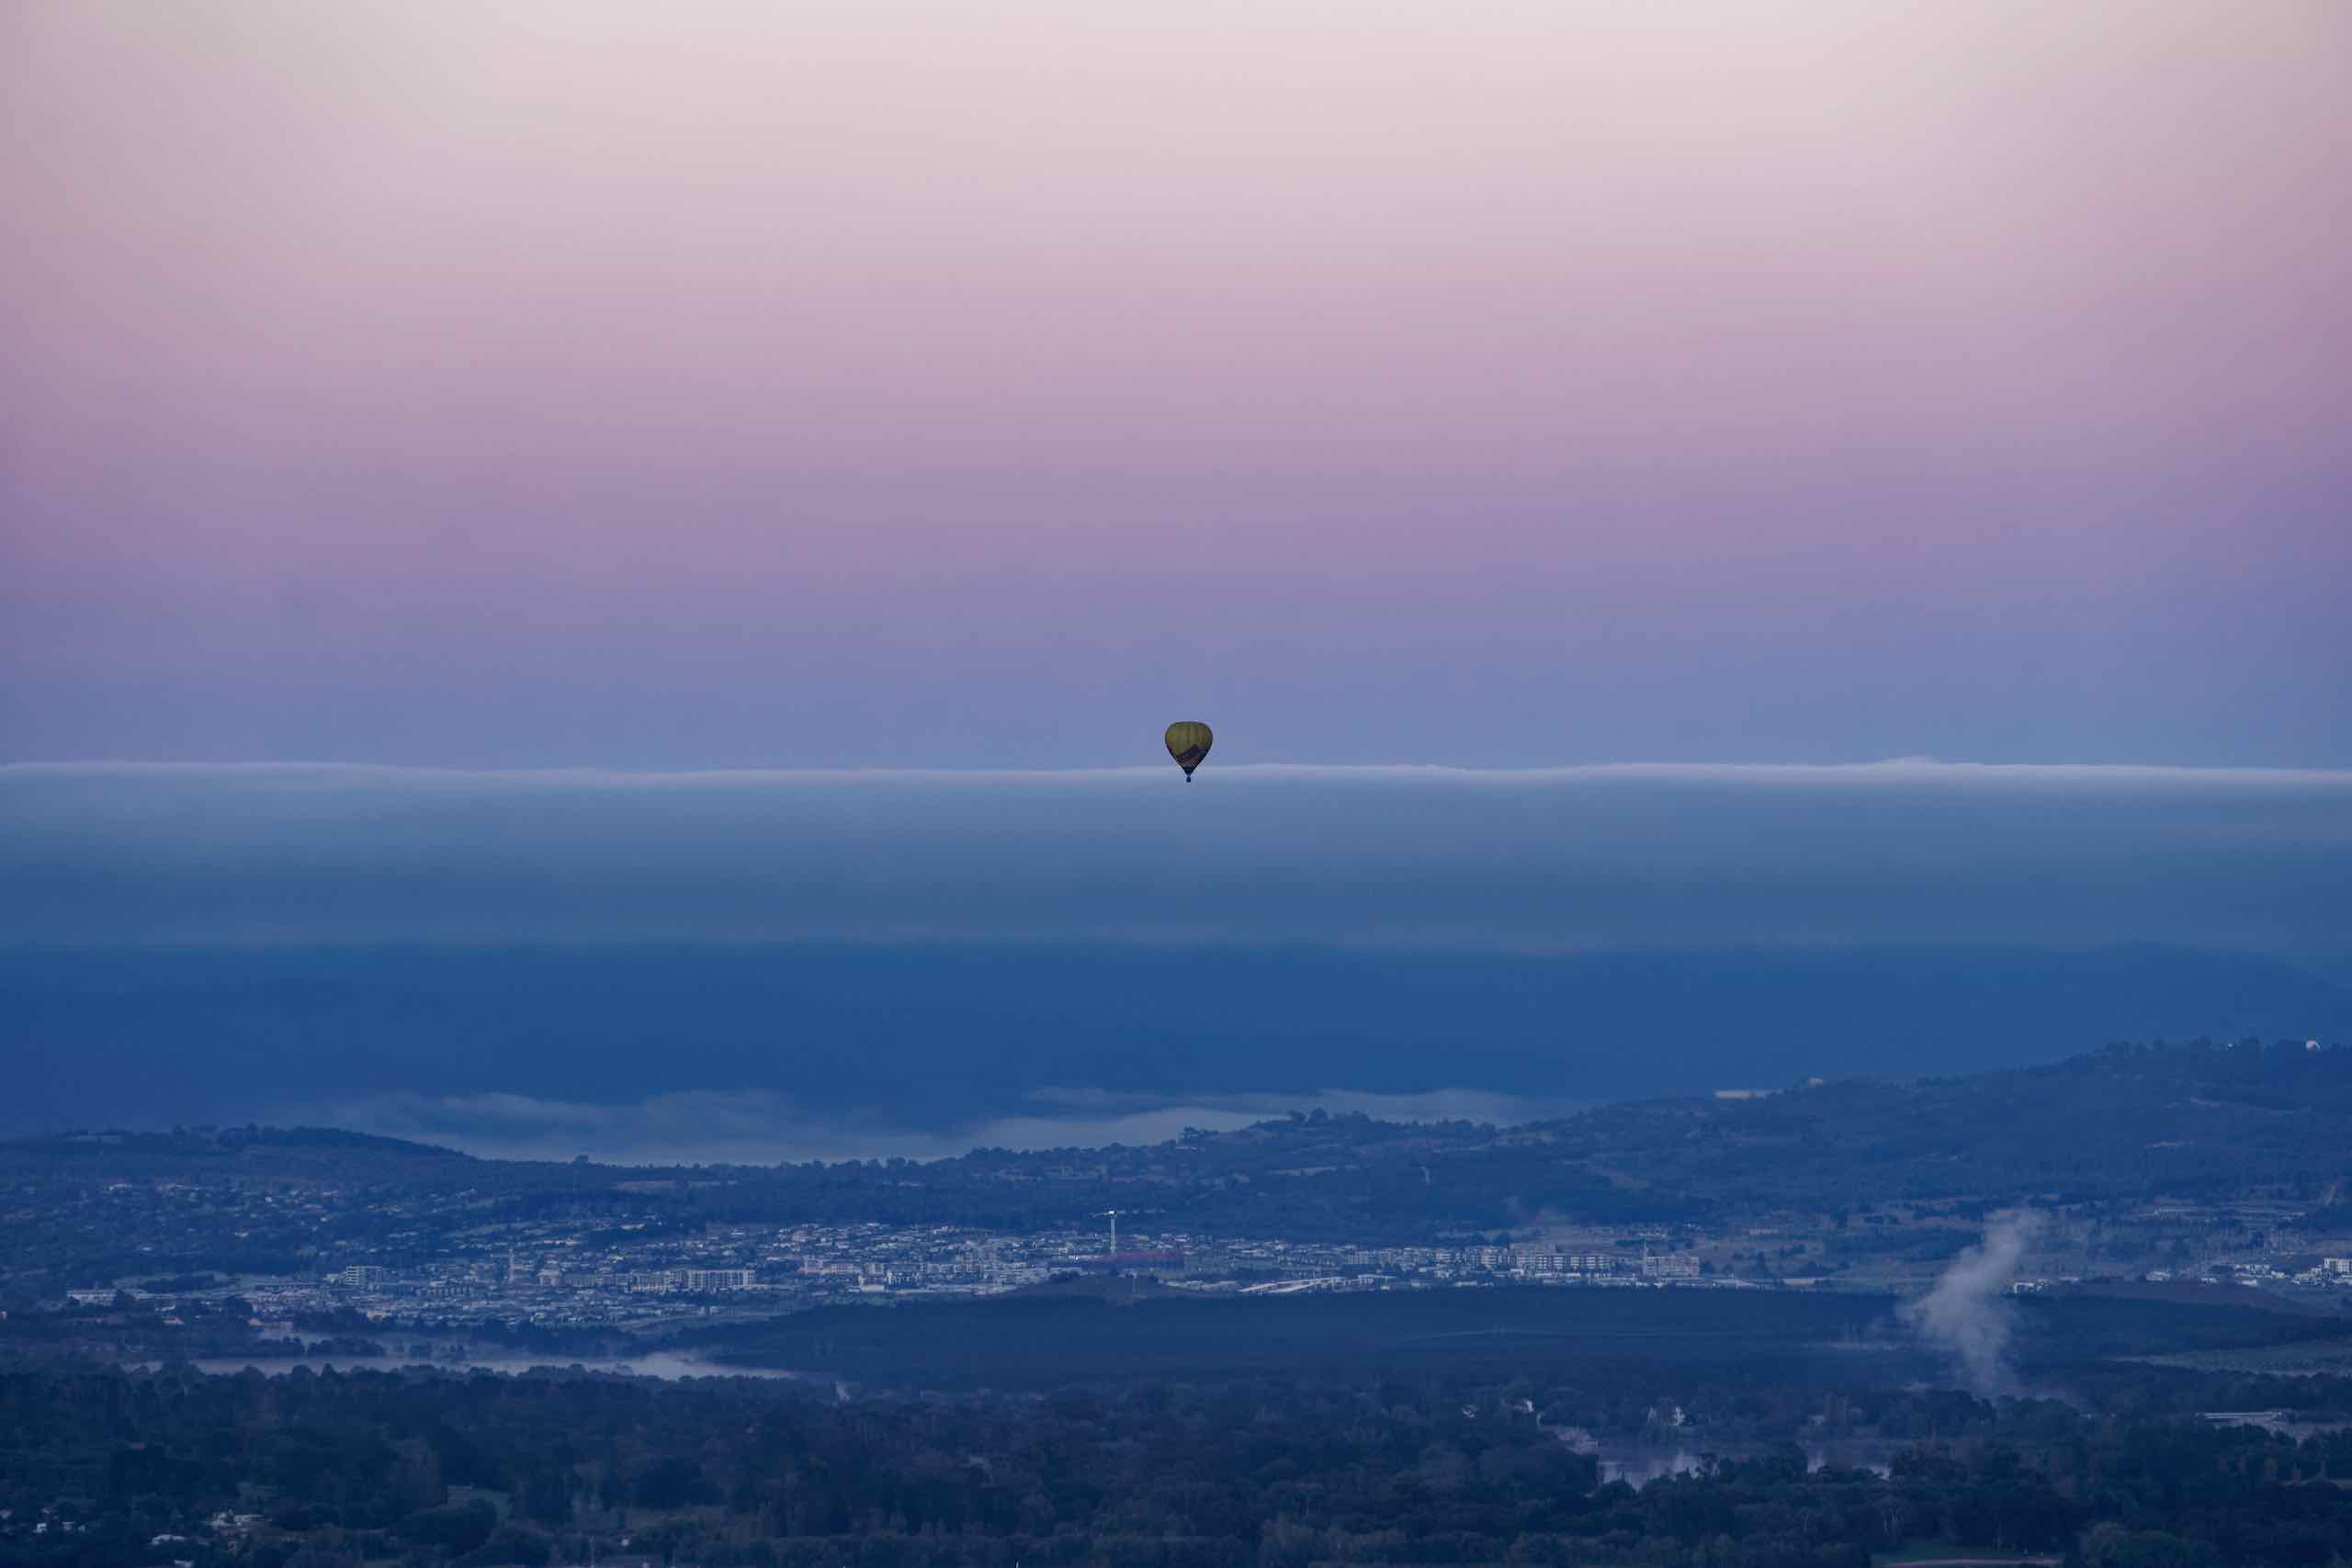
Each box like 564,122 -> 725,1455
326,1086 -> 1577,1167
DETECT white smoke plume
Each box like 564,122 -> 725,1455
1904,1211 -> 2046,1397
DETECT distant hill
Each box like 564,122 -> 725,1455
3,942 -> 2347,1144
7,1040 -> 2350,1251
17,1123 -> 465,1167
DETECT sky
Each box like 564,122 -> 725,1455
4,0 -> 2347,770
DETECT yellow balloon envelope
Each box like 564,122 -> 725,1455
1164,721 -> 1214,781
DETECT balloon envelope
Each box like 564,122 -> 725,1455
1164,721 -> 1214,779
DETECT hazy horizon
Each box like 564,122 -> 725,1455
10,759 -> 2346,962
8,752 -> 2349,1163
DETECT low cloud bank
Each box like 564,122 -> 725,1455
5,762 -> 2348,970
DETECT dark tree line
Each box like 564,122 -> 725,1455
6,1360 -> 2352,1568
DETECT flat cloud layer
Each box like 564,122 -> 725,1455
5,761 -> 2348,975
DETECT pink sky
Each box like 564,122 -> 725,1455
3,1 -> 2346,766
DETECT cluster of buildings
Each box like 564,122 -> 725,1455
248,1223 -> 1729,1334
38,1157 -> 2352,1347
2139,1256 -> 2352,1290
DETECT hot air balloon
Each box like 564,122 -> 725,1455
1164,721 -> 1213,781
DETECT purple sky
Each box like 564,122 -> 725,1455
4,1 -> 2347,768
